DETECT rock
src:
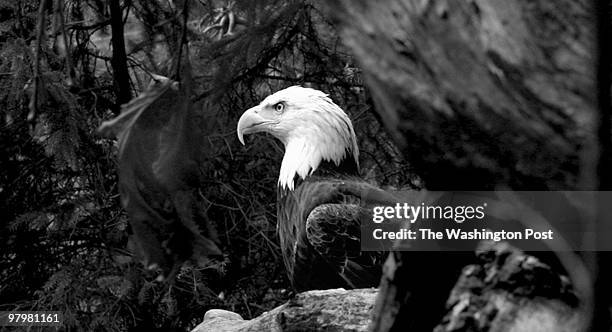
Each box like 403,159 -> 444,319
191,288 -> 377,332
203,309 -> 243,321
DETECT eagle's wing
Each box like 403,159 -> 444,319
279,178 -> 391,290
305,203 -> 384,288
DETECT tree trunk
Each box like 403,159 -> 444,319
109,0 -> 132,112
324,0 -> 596,191
433,242 -> 585,332
321,0 -> 600,331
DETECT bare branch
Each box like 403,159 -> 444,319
109,0 -> 132,112
28,0 -> 50,123
54,0 -> 75,87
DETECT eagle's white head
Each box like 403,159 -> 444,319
237,86 -> 359,191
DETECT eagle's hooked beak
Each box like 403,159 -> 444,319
237,106 -> 269,145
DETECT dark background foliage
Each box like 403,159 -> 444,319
0,0 -> 412,330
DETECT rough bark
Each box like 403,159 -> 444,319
434,242 -> 585,332
321,1 -> 599,330
368,242 -> 586,332
191,288 -> 378,332
109,0 -> 132,112
369,251 -> 476,331
324,0 -> 596,190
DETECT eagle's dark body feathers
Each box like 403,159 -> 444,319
277,158 -> 384,291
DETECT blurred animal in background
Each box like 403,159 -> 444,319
237,86 -> 386,291
98,74 -> 221,281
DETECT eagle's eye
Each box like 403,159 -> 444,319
274,102 -> 285,113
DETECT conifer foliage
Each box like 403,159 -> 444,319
0,0 -> 408,330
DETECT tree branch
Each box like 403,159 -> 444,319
66,19 -> 111,31
54,0 -> 75,87
28,0 -> 50,123
109,0 -> 132,113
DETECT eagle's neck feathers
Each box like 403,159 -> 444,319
278,108 -> 359,191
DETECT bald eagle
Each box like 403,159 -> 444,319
237,86 -> 384,291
